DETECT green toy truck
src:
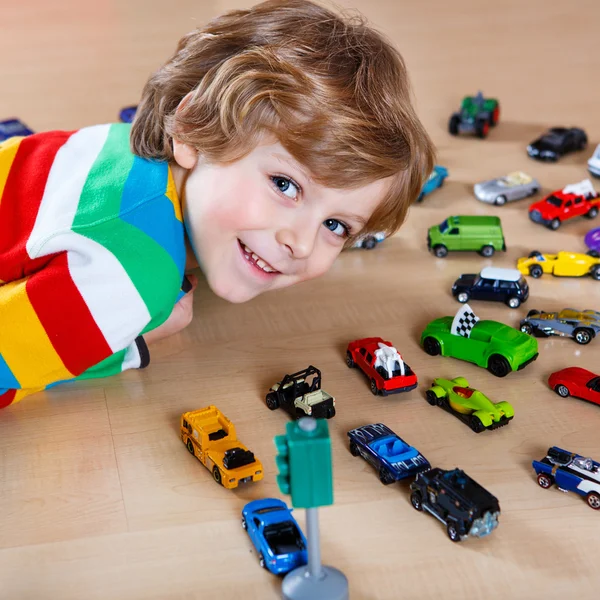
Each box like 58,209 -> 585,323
427,215 -> 506,258
449,92 -> 500,139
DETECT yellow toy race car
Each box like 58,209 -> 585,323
517,250 -> 600,279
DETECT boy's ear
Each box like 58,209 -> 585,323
173,139 -> 198,170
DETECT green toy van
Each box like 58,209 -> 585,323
427,216 -> 505,258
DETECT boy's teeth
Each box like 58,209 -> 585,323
241,242 -> 277,273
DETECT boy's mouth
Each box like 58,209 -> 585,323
238,239 -> 281,275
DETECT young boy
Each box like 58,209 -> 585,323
0,0 -> 434,408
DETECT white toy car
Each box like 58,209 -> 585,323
588,144 -> 600,179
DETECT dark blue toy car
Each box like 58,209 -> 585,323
0,118 -> 34,141
119,105 -> 138,123
347,423 -> 430,484
242,498 -> 308,575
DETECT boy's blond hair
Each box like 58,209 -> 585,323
131,0 -> 435,244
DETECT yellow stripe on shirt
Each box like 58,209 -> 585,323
0,137 -> 24,208
166,166 -> 183,222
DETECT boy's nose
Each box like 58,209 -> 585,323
275,225 -> 317,260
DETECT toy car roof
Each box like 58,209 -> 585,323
348,423 -> 397,444
479,267 -> 522,282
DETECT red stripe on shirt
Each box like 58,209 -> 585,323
26,252 -> 113,375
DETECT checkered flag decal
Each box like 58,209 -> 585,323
451,303 -> 479,338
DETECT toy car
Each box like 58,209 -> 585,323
448,92 -> 499,139
585,228 -> 600,253
517,250 -> 600,280
474,171 -> 540,206
266,365 -> 335,419
589,143 -> 600,178
417,165 -> 449,202
410,468 -> 501,542
346,337 -> 417,395
420,304 -> 538,377
528,180 -> 600,230
425,377 -> 514,433
181,406 -> 263,489
520,308 -> 600,345
427,215 -> 505,258
527,127 -> 587,161
347,423 -> 430,484
351,231 -> 386,249
242,498 -> 308,574
549,367 -> 600,406
452,266 -> 529,309
532,446 -> 600,510
119,105 -> 138,123
0,118 -> 34,141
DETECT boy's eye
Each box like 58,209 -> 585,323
324,218 -> 349,238
271,175 -> 299,200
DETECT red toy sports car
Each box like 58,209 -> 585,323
346,337 -> 418,395
548,367 -> 600,406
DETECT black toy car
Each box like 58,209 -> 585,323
410,468 -> 501,542
265,365 -> 336,420
452,266 -> 529,309
527,127 -> 587,161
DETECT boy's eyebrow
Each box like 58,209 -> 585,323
271,153 -> 314,184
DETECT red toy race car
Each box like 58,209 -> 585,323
549,367 -> 600,406
346,337 -> 418,396
529,179 -> 600,230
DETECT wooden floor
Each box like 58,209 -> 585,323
1,1 -> 600,598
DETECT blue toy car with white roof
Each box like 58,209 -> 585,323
242,498 -> 308,574
533,446 -> 600,510
418,165 -> 449,202
347,423 -> 430,484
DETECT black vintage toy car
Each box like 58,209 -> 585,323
452,266 -> 529,309
410,468 -> 501,542
527,127 -> 587,161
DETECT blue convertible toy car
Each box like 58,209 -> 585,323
532,446 -> 600,510
418,165 -> 449,202
347,423 -> 430,484
242,498 -> 308,574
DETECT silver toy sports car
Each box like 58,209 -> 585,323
474,171 -> 540,205
519,308 -> 600,345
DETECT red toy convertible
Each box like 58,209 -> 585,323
549,367 -> 600,406
346,337 -> 417,396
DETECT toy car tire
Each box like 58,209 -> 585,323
587,492 -> 600,510
448,114 -> 460,136
520,322 -> 533,335
457,292 -> 470,303
266,393 -> 280,410
507,297 -> 521,309
587,250 -> 600,258
379,468 -> 394,485
370,378 -> 379,396
586,207 -> 599,219
527,309 -> 541,317
590,265 -> 600,280
573,328 -> 593,345
425,390 -> 438,406
345,351 -> 355,368
213,466 -> 223,486
537,473 -> 553,489
554,384 -> 570,398
549,218 -> 561,230
349,442 -> 360,457
470,415 -> 485,433
495,195 -> 507,206
490,105 -> 500,126
528,250 -> 541,258
529,265 -> 543,278
241,517 -> 247,530
423,337 -> 441,356
259,553 -> 266,569
433,244 -> 448,258
410,491 -> 423,511
475,117 -> 489,139
446,522 -> 461,542
487,354 -> 511,378
363,237 -> 377,249
480,245 -> 495,257
186,439 -> 195,456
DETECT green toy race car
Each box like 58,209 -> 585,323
449,92 -> 500,139
420,304 -> 538,377
425,377 -> 514,433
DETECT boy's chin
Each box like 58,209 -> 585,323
207,275 -> 262,304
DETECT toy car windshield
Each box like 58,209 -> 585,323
531,252 -> 545,260
254,506 -> 286,515
439,219 -> 450,233
573,457 -> 596,472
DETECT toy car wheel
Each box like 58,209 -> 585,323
470,415 -> 485,433
537,473 -> 553,489
591,265 -> 600,280
549,218 -> 561,230
446,522 -> 461,542
448,114 -> 460,136
213,466 -> 223,486
241,517 -> 247,530
573,328 -> 593,345
487,354 -> 511,378
586,207 -> 599,219
587,492 -> 600,510
363,237 -> 377,249
425,390 -> 438,406
520,322 -> 533,335
345,351 -> 355,368
527,309 -> 541,318
326,406 -> 336,419
457,292 -> 470,303
480,245 -> 494,257
379,468 -> 394,485
258,553 -> 266,569
528,250 -> 541,258
410,491 -> 423,511
495,195 -> 507,206
349,442 -> 360,457
433,244 -> 448,258
529,265 -> 543,278
475,117 -> 489,139
186,439 -> 195,456
490,105 -> 500,126
370,378 -> 379,396
554,384 -> 570,398
266,393 -> 280,410
587,250 -> 600,258
423,337 -> 441,356
507,297 -> 521,309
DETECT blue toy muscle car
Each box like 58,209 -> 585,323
347,423 -> 430,484
242,498 -> 308,574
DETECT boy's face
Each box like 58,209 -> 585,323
172,138 -> 390,304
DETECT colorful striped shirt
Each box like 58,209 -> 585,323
0,123 -> 187,408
